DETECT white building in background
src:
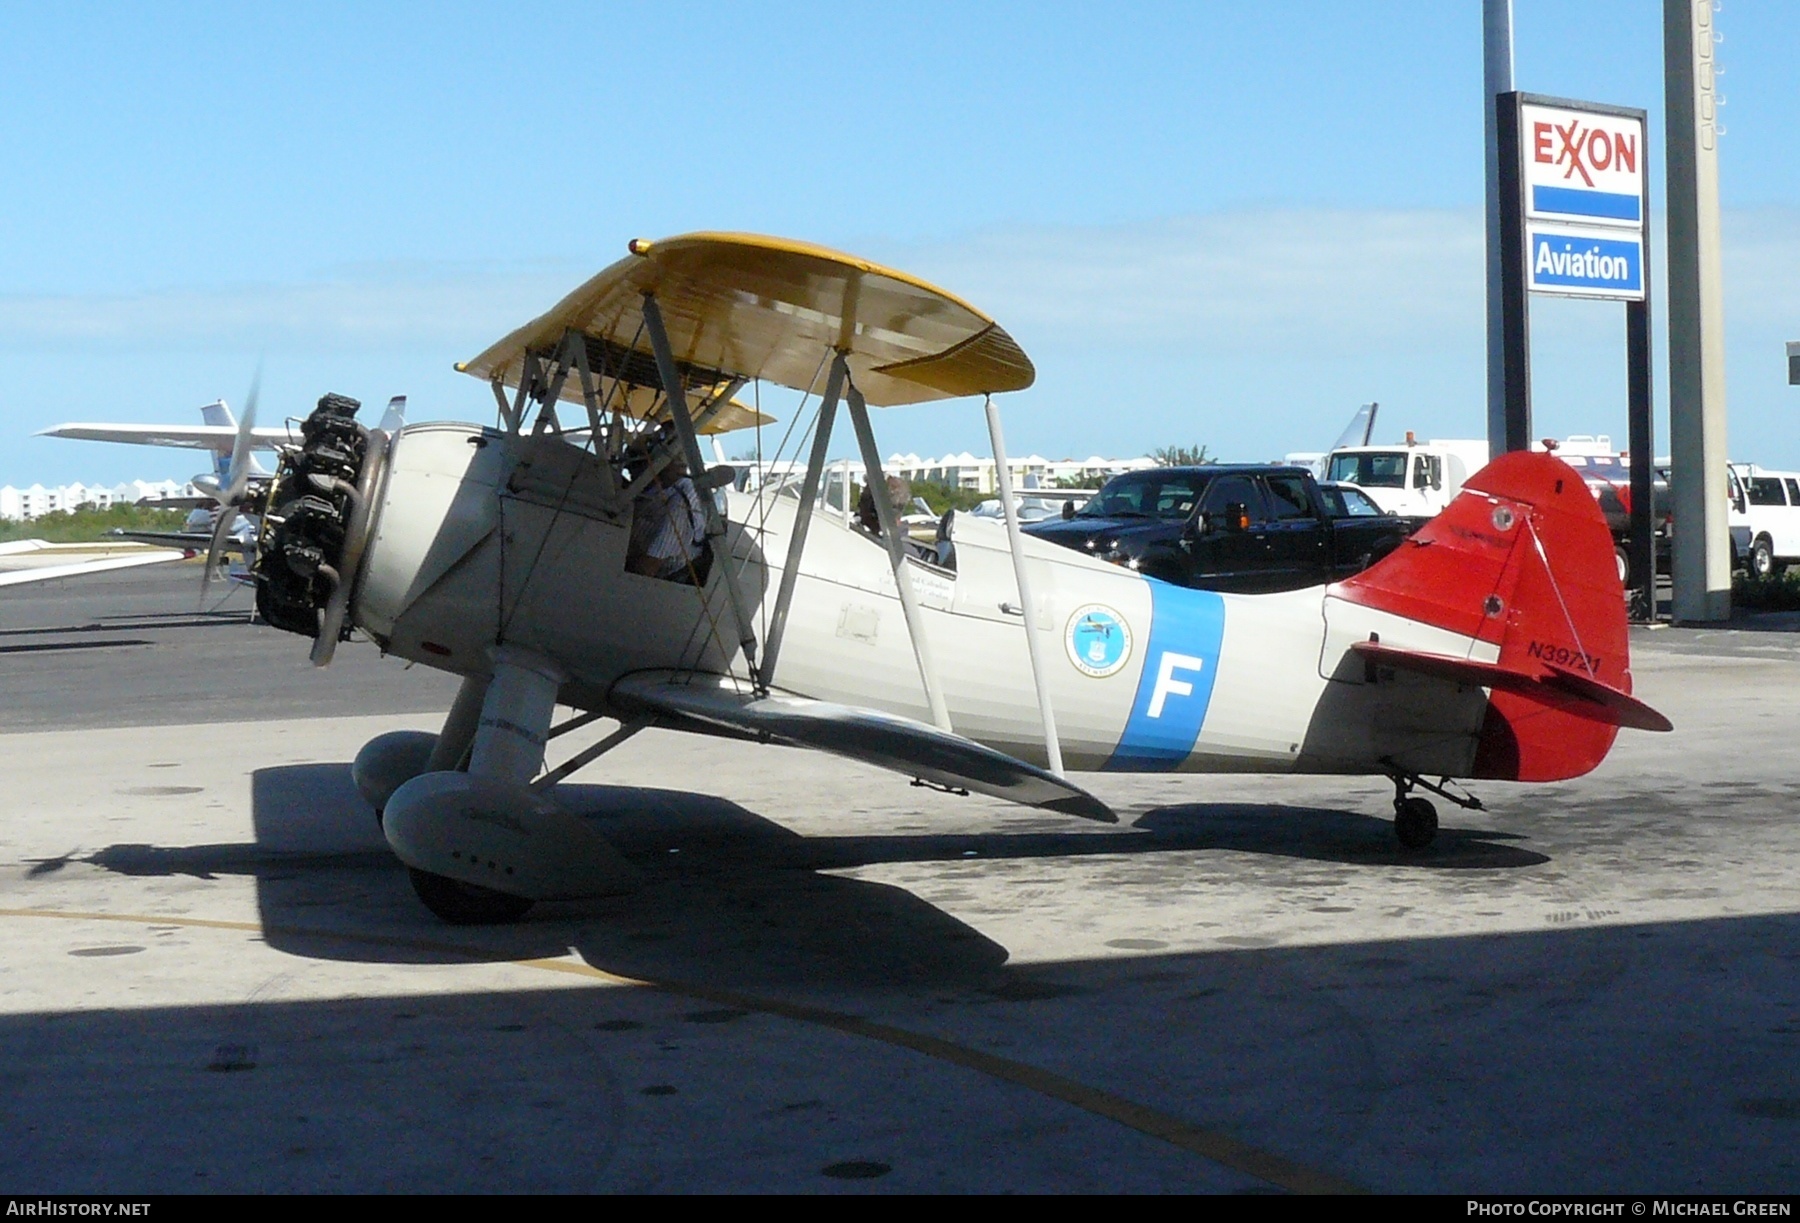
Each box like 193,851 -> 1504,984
884,453 -> 1157,495
1,480 -> 193,521
727,453 -> 1161,496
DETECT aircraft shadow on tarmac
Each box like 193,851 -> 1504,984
61,761 -> 1545,991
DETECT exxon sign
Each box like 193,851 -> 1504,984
1520,101 -> 1646,302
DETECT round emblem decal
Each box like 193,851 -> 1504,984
1065,604 -> 1132,678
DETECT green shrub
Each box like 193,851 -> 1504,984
0,504 -> 192,545
1731,570 -> 1800,611
905,481 -> 992,515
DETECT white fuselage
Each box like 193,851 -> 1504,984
354,424 -> 1494,780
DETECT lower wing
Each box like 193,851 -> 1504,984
610,670 -> 1115,823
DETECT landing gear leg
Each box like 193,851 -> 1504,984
390,649 -> 565,924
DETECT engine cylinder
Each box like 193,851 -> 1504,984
256,393 -> 371,637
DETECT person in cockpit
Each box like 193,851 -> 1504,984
627,447 -> 708,583
856,473 -> 912,536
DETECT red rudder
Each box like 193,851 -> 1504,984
1335,451 -> 1632,781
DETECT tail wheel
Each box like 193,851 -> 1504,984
1394,797 -> 1438,850
1751,536 -> 1777,579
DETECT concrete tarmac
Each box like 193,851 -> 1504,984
1,565 -> 1796,1193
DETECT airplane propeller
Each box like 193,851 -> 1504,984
200,372 -> 260,608
376,395 -> 406,436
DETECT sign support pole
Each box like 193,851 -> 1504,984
1484,0 -> 1515,462
1627,298 -> 1656,621
1664,0 -> 1733,623
1496,92 -> 1532,454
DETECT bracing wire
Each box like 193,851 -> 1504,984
748,349 -> 830,654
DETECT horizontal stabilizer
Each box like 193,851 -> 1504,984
104,529 -> 255,556
1352,641 -> 1671,733
611,671 -> 1115,823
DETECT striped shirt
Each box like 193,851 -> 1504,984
632,478 -> 707,579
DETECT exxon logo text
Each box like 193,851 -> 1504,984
1532,120 -> 1637,187
1533,120 -> 1634,188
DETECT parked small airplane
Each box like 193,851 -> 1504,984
42,398 -> 284,497
43,396 -> 409,596
234,232 -> 1668,924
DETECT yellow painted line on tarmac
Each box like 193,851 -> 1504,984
1,905 -> 1364,1195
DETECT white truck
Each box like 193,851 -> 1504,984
1321,435 -> 1491,519
1731,463 -> 1800,577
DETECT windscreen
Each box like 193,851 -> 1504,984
1324,486 -> 1384,517
1081,472 -> 1211,519
1327,452 -> 1408,488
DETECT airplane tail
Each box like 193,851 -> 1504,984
198,400 -> 238,479
199,399 -> 237,430
1332,450 -> 1667,782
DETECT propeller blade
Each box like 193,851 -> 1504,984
200,503 -> 237,604
377,395 -> 406,435
221,372 -> 260,508
201,370 -> 260,609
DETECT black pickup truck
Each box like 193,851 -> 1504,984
1023,464 -> 1420,594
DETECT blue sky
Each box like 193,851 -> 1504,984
3,1 -> 1796,486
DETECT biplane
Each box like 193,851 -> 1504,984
238,232 -> 1668,923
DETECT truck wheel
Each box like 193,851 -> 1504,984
1614,545 -> 1630,587
1752,536 -> 1777,579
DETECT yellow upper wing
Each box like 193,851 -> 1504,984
458,232 -> 1035,409
605,383 -> 772,436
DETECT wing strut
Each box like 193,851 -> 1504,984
761,352 -> 847,687
640,292 -> 762,681
567,329 -> 621,503
847,382 -> 953,732
984,394 -> 1065,774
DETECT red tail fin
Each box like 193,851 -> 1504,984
1335,451 -> 1656,781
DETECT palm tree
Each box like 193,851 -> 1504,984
1150,444 -> 1213,467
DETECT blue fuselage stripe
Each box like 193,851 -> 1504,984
1103,583 -> 1226,771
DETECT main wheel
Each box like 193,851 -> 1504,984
406,867 -> 534,925
1751,535 -> 1777,579
1393,796 -> 1439,850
